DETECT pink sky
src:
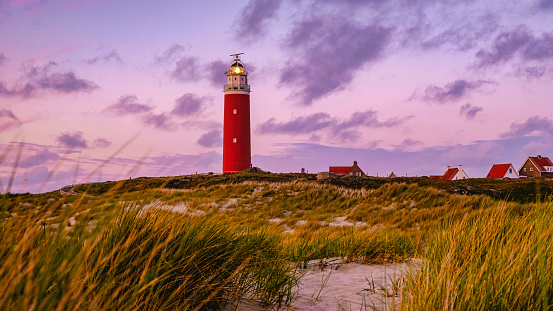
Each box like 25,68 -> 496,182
1,0 -> 553,193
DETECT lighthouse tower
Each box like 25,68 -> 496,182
223,53 -> 251,173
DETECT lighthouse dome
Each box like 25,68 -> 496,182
230,61 -> 246,74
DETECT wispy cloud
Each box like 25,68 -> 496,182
171,56 -> 201,82
421,13 -> 499,51
459,103 -> 483,120
235,0 -> 283,40
171,93 -> 206,117
0,52 -> 6,66
85,50 -> 122,65
197,129 -> 222,148
475,26 -> 553,68
155,44 -> 186,63
281,16 -> 391,105
417,79 -> 494,104
258,109 -> 409,142
103,95 -> 153,116
0,62 -> 98,98
19,149 -> 60,168
0,109 -> 22,132
142,112 -> 175,131
56,131 -> 88,149
515,65 -> 548,80
92,138 -> 112,148
206,60 -> 227,87
501,116 -> 553,138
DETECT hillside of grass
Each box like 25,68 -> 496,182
1,173 -> 553,310
70,173 -> 553,203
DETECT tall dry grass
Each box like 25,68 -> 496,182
407,201 -> 553,310
0,204 -> 298,310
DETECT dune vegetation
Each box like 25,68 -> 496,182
1,173 -> 553,310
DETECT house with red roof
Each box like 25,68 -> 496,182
430,165 -> 469,180
518,155 -> 553,178
486,163 -> 519,179
329,161 -> 366,177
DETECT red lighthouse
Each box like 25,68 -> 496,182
223,53 -> 251,173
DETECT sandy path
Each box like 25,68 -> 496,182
232,260 -> 418,311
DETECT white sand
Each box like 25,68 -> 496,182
232,259 -> 419,311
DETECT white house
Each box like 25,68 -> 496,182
486,164 -> 519,179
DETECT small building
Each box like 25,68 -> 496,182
329,161 -> 366,177
431,165 -> 469,180
486,164 -> 519,179
388,172 -> 397,178
316,171 -> 336,180
518,155 -> 553,178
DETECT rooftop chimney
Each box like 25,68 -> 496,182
538,155 -> 542,159
458,165 -> 463,170
447,166 -> 451,170
353,160 -> 358,166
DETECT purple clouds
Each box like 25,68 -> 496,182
0,109 -> 22,132
92,138 -> 112,148
85,50 -> 122,65
197,130 -> 222,148
459,104 -> 483,120
281,17 -> 391,105
0,53 -> 6,66
172,93 -> 205,116
235,0 -> 283,40
56,132 -> 89,149
19,149 -> 60,168
475,26 -> 553,67
56,132 -> 112,149
104,95 -> 153,116
515,66 -> 547,80
0,62 -> 98,98
155,44 -> 186,63
259,113 -> 333,135
539,0 -> 553,10
258,110 -> 408,142
143,113 -> 174,131
206,60 -> 228,87
159,44 -> 230,87
421,14 -> 499,51
104,93 -> 215,132
171,57 -> 201,82
502,116 -> 553,138
419,79 -> 494,104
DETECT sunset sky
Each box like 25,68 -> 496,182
1,0 -> 553,193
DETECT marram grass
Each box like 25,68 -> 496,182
5,176 -> 553,310
407,201 -> 553,310
0,206 -> 299,310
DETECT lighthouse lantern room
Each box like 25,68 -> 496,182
223,53 -> 251,173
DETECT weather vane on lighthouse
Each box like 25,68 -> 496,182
223,53 -> 251,173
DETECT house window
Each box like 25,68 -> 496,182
233,109 -> 237,114
233,138 -> 237,143
530,167 -> 533,172
523,168 -> 526,172
509,168 -> 512,173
